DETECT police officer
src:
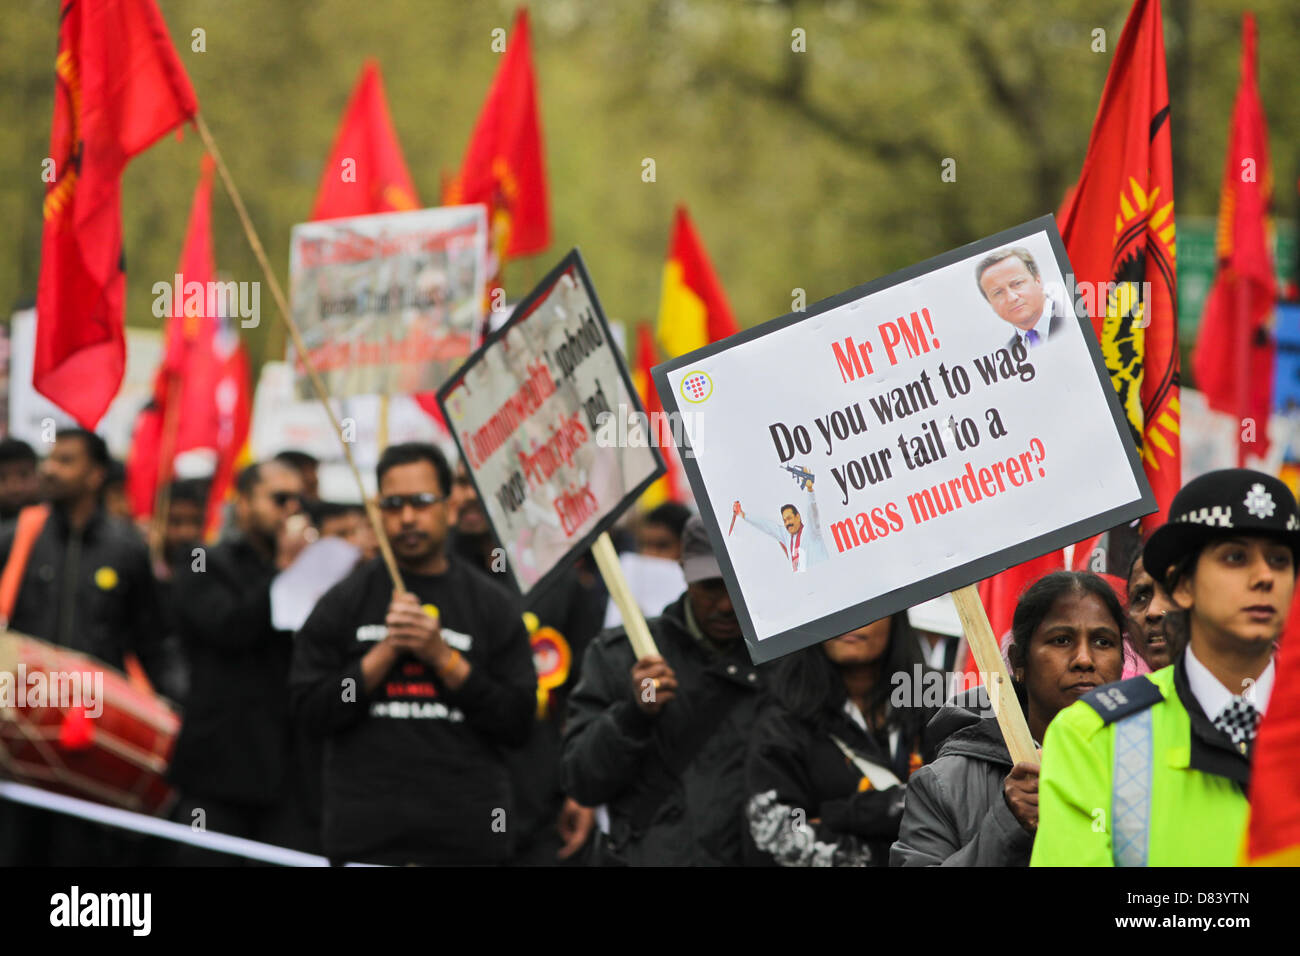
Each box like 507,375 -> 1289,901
1031,469 -> 1295,866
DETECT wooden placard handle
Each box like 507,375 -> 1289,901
590,533 -> 660,660
949,583 -> 1040,767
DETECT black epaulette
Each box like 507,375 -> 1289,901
1080,675 -> 1163,724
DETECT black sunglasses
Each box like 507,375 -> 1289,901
271,491 -> 305,508
378,492 -> 445,512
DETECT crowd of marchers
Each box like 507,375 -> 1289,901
0,431 -> 1283,866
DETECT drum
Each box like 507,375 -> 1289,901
0,629 -> 179,815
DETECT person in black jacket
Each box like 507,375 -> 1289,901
0,429 -> 170,865
562,516 -> 767,866
0,429 -> 167,680
447,458 -> 604,865
167,459 -> 318,863
290,443 -> 536,866
890,571 -> 1126,866
744,613 -> 938,866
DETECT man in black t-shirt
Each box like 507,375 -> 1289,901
290,443 -> 536,865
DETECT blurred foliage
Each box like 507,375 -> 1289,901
3,0 -> 1299,378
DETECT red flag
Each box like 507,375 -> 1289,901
1192,14 -> 1276,465
1246,633 -> 1300,864
310,60 -> 419,221
634,324 -> 683,506
960,551 -> 1065,683
126,154 -> 221,519
36,0 -> 199,428
309,61 -> 451,435
204,322 -> 251,538
1057,0 -> 1179,533
446,8 -> 550,263
657,205 -> 740,358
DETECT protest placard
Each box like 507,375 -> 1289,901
288,205 -> 488,400
8,309 -> 161,457
437,250 -> 665,605
654,215 -> 1156,666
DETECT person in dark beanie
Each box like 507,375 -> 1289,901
167,460 -> 318,863
1033,469 -> 1297,866
745,613 -> 937,867
892,572 -> 1126,866
290,443 -> 536,866
562,516 -> 767,866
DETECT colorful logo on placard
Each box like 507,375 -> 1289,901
680,370 -> 713,404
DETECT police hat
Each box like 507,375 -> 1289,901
1142,469 -> 1300,593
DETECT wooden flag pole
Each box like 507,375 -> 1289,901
949,583 -> 1039,767
590,532 -> 660,660
193,114 -> 404,592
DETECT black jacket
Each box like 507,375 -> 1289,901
561,593 -> 768,866
745,693 -> 935,867
290,555 -> 537,865
891,688 -> 1034,866
0,507 -> 167,686
448,531 -> 607,863
167,533 -> 303,808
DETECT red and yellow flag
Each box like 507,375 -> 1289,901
37,0 -> 199,428
445,7 -> 550,264
976,0 -> 1178,655
1192,14 -> 1276,465
657,205 -> 739,358
310,59 -> 419,221
1057,0 -> 1180,532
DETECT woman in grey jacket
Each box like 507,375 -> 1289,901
890,572 -> 1128,866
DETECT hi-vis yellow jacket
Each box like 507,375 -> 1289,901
1030,658 -> 1250,867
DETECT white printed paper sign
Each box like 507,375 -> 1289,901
654,216 -> 1155,663
288,205 -> 487,399
438,250 -> 664,599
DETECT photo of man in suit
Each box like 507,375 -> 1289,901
975,247 -> 1068,351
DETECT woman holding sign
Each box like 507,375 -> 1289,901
1031,469 -> 1296,867
743,614 -> 936,866
891,572 -> 1126,867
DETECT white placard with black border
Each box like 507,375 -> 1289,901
438,249 -> 665,603
653,215 -> 1156,664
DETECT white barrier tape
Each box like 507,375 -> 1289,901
0,781 -> 329,867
